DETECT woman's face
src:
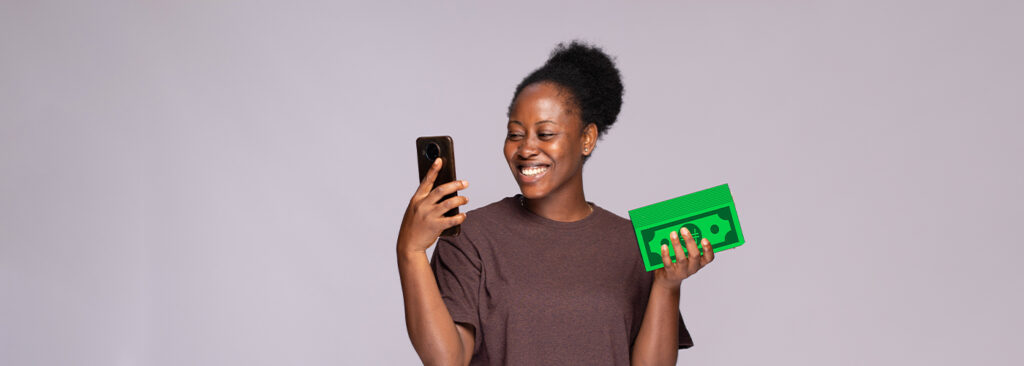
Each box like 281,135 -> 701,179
504,82 -> 595,200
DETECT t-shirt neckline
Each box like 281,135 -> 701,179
508,194 -> 604,231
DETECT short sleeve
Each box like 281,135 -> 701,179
430,234 -> 483,352
678,311 -> 694,349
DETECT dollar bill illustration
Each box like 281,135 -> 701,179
628,184 -> 745,272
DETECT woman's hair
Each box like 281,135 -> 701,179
508,41 -> 624,137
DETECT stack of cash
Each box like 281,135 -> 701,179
628,184 -> 746,272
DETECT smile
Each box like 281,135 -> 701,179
518,164 -> 550,179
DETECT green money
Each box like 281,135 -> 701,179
628,184 -> 745,272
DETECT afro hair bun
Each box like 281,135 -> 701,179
509,40 -> 624,137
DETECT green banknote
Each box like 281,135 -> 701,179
628,184 -> 745,272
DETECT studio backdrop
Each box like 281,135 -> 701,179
1,1 -> 1022,365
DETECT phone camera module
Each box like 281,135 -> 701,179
424,142 -> 441,162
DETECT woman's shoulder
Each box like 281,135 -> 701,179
590,204 -> 634,231
434,196 -> 517,258
439,196 -> 517,242
463,196 -> 519,224
592,204 -> 628,222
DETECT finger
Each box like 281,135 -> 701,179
681,227 -> 699,258
426,179 -> 469,204
415,158 -> 443,198
434,195 -> 469,215
659,243 -> 673,269
670,230 -> 685,266
701,238 -> 715,266
441,212 -> 467,229
681,227 -> 700,273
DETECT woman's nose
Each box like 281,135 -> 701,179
516,137 -> 539,158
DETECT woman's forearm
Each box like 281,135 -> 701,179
631,285 -> 680,366
398,249 -> 471,366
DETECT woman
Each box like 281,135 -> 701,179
397,41 -> 715,366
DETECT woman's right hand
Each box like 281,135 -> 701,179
397,158 -> 470,254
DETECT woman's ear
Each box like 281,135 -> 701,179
582,123 -> 598,156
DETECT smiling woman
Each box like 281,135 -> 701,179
504,82 -> 595,220
396,41 -> 714,366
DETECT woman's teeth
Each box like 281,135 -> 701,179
521,166 -> 548,176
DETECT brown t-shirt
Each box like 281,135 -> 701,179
431,195 -> 693,365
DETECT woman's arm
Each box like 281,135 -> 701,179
631,282 -> 681,365
398,250 -> 474,366
631,227 -> 715,366
396,158 -> 473,366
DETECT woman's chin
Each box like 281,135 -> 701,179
518,186 -> 548,200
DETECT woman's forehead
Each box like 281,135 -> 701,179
509,83 -> 578,126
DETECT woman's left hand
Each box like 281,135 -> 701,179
653,227 -> 714,289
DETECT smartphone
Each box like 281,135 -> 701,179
416,136 -> 460,237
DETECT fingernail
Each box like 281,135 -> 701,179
670,231 -> 677,239
461,180 -> 468,187
661,244 -> 668,253
682,227 -> 690,236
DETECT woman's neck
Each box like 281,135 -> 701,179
522,179 -> 592,222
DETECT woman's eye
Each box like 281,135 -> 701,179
538,133 -> 555,139
507,132 -> 523,139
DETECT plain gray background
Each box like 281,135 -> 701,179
2,1 -> 1022,365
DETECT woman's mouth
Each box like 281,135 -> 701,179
517,164 -> 550,181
